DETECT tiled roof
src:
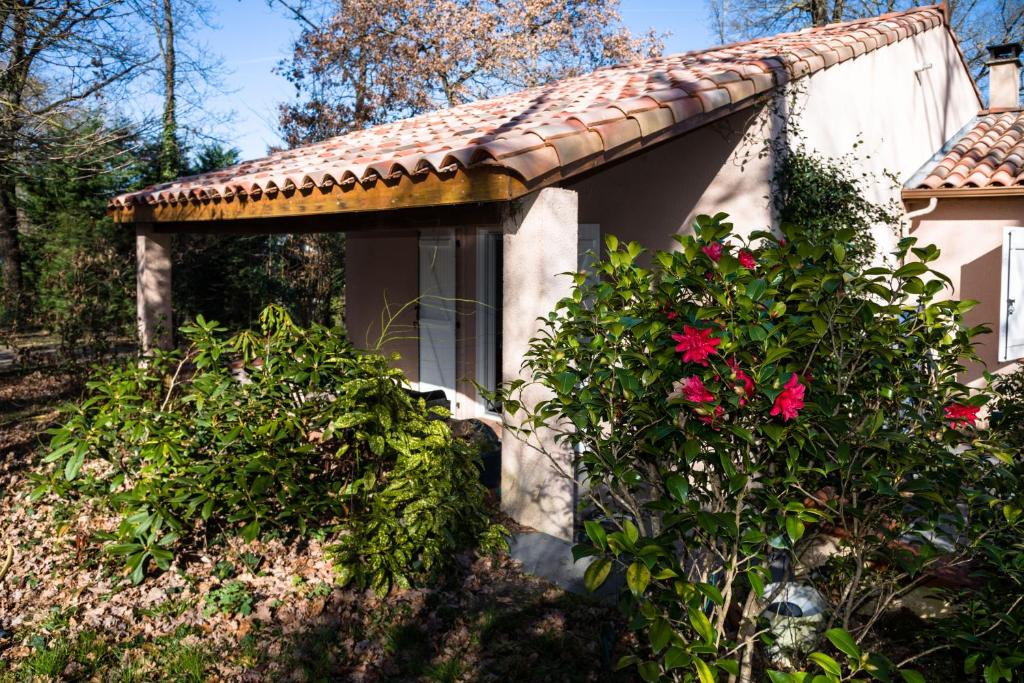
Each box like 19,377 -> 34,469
909,111 -> 1024,190
111,5 -> 947,211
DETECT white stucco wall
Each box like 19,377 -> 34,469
501,188 -> 579,540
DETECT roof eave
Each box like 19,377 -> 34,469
109,165 -> 534,224
902,186 -> 1024,199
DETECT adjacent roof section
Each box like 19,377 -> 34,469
905,110 -> 1024,195
112,4 -> 948,222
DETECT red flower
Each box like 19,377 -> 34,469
680,376 -> 715,403
770,373 -> 806,421
944,403 -> 980,429
738,249 -> 757,270
667,311 -> 678,320
671,326 -> 722,366
702,242 -> 723,262
726,358 -> 755,399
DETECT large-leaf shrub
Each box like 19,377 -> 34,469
40,305 -> 504,591
506,215 -> 1020,682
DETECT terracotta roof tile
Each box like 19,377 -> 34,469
910,111 -> 1024,189
111,4 -> 949,210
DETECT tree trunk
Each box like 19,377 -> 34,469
0,176 -> 23,324
159,0 -> 180,181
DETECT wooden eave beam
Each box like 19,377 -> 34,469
110,166 -> 533,225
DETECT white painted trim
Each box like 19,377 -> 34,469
475,228 -> 503,417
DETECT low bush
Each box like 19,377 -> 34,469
506,215 -> 1021,682
38,305 -> 504,592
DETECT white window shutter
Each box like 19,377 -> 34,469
999,227 -> 1024,362
418,230 -> 457,410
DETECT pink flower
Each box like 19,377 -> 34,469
738,250 -> 757,270
944,403 -> 980,429
680,376 -> 715,403
770,373 -> 806,422
671,326 -> 722,366
702,242 -> 723,262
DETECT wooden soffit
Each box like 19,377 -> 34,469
110,166 -> 533,224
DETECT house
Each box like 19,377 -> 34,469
904,43 -> 1024,386
110,5 -> 979,541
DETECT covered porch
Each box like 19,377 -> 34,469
127,184 -> 588,541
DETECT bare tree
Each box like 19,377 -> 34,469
0,0 -> 153,323
130,0 -> 223,181
705,0 -> 1024,85
273,0 -> 664,145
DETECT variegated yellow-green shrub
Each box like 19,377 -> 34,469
39,304 -> 505,593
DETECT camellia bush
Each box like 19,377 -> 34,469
504,214 -> 1021,682
39,305 -> 505,593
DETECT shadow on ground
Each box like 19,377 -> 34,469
248,555 -> 636,683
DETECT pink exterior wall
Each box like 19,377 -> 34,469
345,230 -> 420,382
907,197 -> 1024,384
567,23 -> 980,256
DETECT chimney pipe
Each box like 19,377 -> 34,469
987,43 -> 1022,110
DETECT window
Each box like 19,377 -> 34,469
1000,227 -> 1024,362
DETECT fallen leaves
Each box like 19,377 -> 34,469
0,371 -> 631,682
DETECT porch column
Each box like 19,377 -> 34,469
136,223 -> 173,351
501,187 -> 578,541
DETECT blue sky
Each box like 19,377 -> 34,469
188,0 -> 717,160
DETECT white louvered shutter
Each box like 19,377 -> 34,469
1000,227 -> 1024,362
418,230 -> 457,410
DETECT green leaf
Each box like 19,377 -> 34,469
584,520 -> 607,550
898,670 -> 925,683
746,279 -> 767,301
697,582 -> 725,607
623,519 -> 639,545
626,561 -> 651,596
747,569 -> 765,598
240,520 -> 260,543
894,262 -> 928,278
64,447 -> 85,481
638,661 -> 661,682
694,657 -> 716,683
809,652 -> 842,677
786,516 -> 806,544
688,606 -> 716,644
664,647 -> 689,670
649,617 -> 672,653
43,442 -> 75,464
665,473 -> 689,503
583,558 -> 612,592
825,628 -> 861,661
552,371 -> 578,394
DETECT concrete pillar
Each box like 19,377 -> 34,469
136,224 -> 173,351
501,187 -> 579,540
